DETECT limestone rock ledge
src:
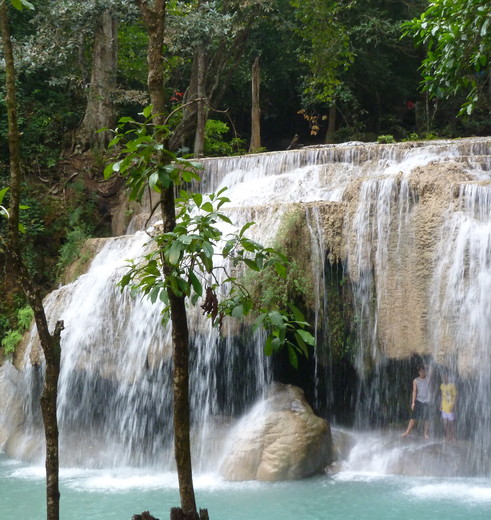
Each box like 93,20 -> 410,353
219,383 -> 332,481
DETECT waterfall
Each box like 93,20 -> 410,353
1,137 -> 490,476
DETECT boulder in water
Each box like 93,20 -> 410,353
219,383 -> 332,481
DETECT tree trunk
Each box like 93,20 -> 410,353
170,54 -> 199,151
1,5 -> 63,520
249,57 -> 261,153
137,1 -> 199,516
193,45 -> 206,157
77,9 -> 118,150
325,105 -> 336,144
0,0 -> 21,251
160,186 -> 197,516
138,0 -> 166,123
169,19 -> 254,152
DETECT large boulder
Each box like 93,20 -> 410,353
219,383 -> 332,481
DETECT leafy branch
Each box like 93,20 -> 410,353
104,107 -> 315,367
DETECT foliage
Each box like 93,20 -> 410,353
403,0 -> 491,115
10,0 -> 34,11
291,0 -> 354,106
203,119 -> 246,156
246,206 -> 314,313
104,107 -> 315,367
1,305 -> 33,356
377,134 -> 396,144
55,226 -> 89,279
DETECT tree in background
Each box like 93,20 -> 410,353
166,0 -> 278,152
291,0 -> 353,142
404,0 -> 491,115
14,0 -> 140,149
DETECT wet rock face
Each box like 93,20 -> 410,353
219,384 -> 333,481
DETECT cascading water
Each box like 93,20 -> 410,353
1,137 -> 490,479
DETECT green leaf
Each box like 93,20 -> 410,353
289,303 -> 305,323
264,335 -> 274,356
243,258 -> 260,271
222,239 -> 235,257
232,305 -> 244,318
217,213 -> 233,225
201,201 -> 214,212
103,163 -> 115,179
0,187 -> 8,205
202,241 -> 214,259
149,172 -> 160,192
168,242 -> 182,265
269,311 -> 285,329
271,337 -> 281,352
192,193 -> 203,208
11,0 -> 34,10
239,221 -> 255,236
142,105 -> 154,119
149,286 -> 161,304
274,262 -> 287,278
188,271 -> 203,297
297,329 -> 316,346
287,345 -> 298,369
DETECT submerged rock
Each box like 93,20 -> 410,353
219,383 -> 332,481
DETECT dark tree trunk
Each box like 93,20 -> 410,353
137,1 -> 199,516
138,0 -> 166,122
0,1 -> 21,250
249,57 -> 261,153
160,186 -> 197,515
193,45 -> 206,157
1,6 -> 63,520
325,105 -> 336,144
77,9 -> 118,149
169,18 -> 254,152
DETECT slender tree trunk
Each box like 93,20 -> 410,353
0,0 -> 21,251
138,0 -> 166,122
488,66 -> 491,113
1,6 -> 63,520
161,186 -> 197,517
249,57 -> 261,153
77,9 -> 118,150
325,105 -> 336,144
194,45 -> 206,157
170,54 -> 199,151
137,1 -> 200,517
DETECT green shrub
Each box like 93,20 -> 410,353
1,306 -> 34,357
377,134 -> 396,144
2,331 -> 23,356
204,119 -> 246,156
56,226 -> 89,278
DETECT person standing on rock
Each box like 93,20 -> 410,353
401,365 -> 431,439
440,369 -> 457,442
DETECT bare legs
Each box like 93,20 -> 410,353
401,418 -> 416,437
401,418 -> 429,438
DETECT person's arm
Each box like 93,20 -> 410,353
411,379 -> 418,410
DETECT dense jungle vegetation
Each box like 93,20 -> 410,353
1,0 -> 491,352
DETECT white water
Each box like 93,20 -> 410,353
1,138 -> 491,516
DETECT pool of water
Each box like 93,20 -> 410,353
2,453 -> 491,520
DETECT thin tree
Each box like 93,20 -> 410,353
249,56 -> 261,153
135,1 -> 200,517
0,2 -> 63,519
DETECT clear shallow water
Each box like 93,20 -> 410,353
2,454 -> 491,520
